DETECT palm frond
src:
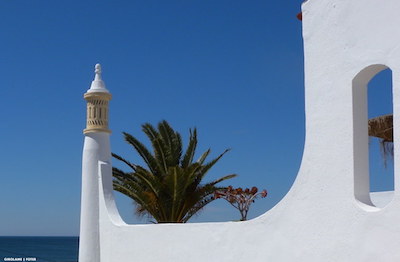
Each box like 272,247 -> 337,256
197,148 -> 211,165
123,132 -> 160,176
133,167 -> 162,198
142,123 -> 169,175
112,153 -> 136,171
158,120 -> 182,166
112,167 -> 136,182
183,195 -> 215,222
194,149 -> 231,186
204,174 -> 238,188
181,128 -> 197,168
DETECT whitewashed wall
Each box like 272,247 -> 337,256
81,0 -> 400,261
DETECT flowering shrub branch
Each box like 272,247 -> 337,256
214,186 -> 267,221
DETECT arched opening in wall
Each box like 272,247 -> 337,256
353,65 -> 394,209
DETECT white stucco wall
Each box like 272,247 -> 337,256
370,191 -> 394,208
80,0 -> 400,261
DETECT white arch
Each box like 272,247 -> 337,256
352,64 -> 394,209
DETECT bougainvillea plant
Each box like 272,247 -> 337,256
214,186 -> 267,221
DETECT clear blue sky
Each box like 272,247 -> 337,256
0,0 -> 393,236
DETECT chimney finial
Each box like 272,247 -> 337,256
95,64 -> 102,80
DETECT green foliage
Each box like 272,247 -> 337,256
112,120 -> 236,223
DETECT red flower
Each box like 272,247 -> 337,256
261,190 -> 267,198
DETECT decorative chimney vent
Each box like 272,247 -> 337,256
83,64 -> 112,134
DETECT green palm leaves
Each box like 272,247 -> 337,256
112,120 -> 236,223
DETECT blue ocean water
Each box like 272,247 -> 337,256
0,237 -> 78,262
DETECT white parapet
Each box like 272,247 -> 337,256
79,0 -> 400,260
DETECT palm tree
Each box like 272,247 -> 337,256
112,120 -> 236,223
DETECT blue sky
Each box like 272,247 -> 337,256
0,0 -> 393,236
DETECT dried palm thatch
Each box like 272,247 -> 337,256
368,114 -> 394,165
368,114 -> 393,142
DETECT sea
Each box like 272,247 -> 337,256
0,237 -> 78,262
